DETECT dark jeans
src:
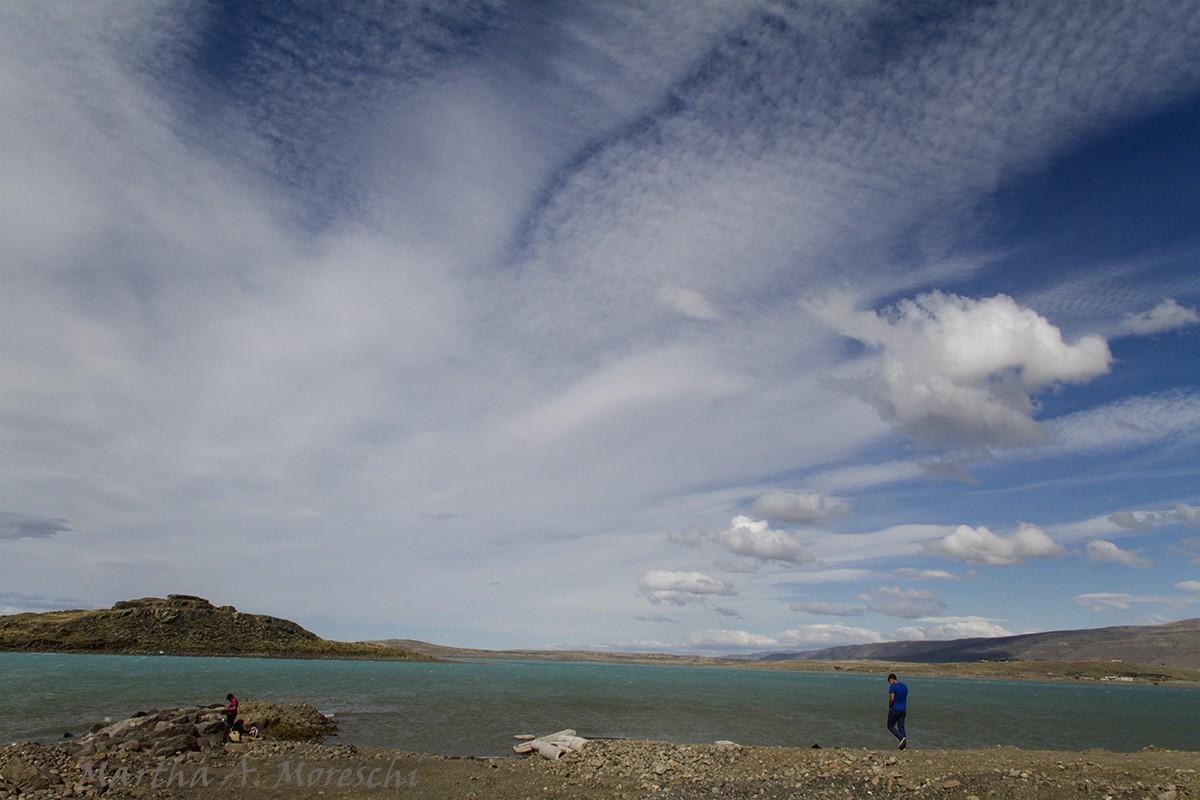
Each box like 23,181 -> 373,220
887,709 -> 906,741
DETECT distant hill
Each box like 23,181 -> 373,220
755,618 -> 1200,668
0,594 -> 433,661
373,638 -> 732,666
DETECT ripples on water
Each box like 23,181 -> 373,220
1,654 -> 1196,755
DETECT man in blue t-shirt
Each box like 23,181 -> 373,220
887,673 -> 908,750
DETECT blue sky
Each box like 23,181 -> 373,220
1,0 -> 1197,653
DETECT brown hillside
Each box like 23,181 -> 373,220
0,594 -> 432,661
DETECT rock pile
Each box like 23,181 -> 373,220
67,707 -> 230,760
0,700 -> 337,798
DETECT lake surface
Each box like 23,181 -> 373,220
1,653 -> 1196,755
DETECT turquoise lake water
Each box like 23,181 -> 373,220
1,654 -> 1196,755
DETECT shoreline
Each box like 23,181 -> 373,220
4,649 -> 1197,688
4,737 -> 1197,799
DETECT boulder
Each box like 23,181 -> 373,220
151,733 -> 198,757
0,757 -> 59,792
512,729 -> 588,760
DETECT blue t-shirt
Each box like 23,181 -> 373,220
889,681 -> 908,712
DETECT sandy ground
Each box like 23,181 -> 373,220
4,737 -> 1197,800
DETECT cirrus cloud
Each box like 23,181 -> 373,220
858,586 -> 947,619
1073,592 -> 1191,613
1085,539 -> 1153,568
789,601 -> 865,617
1119,298 -> 1200,336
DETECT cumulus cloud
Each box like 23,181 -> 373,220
750,491 -> 850,526
1085,539 -> 1153,568
789,601 -> 865,617
895,617 -> 1014,640
859,586 -> 947,618
713,516 -> 813,565
925,523 -> 1067,566
637,570 -> 736,606
688,629 -> 778,648
809,291 -> 1112,447
0,512 -> 72,541
777,624 -> 888,647
1120,298 -> 1200,335
713,606 -> 743,619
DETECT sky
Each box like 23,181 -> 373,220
1,0 -> 1198,654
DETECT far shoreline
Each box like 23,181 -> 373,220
4,647 -> 1198,688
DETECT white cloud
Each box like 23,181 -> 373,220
713,516 -> 813,565
1168,537 -> 1200,565
1041,391 -> 1200,455
804,525 -> 948,566
637,570 -> 736,606
1085,539 -> 1153,568
892,568 -> 960,581
1108,510 -> 1160,532
688,629 -> 778,649
658,283 -> 722,321
1174,581 -> 1200,593
1175,504 -> 1200,529
1120,298 -> 1200,335
1108,504 -> 1200,533
1073,593 -> 1191,613
789,601 -> 865,617
667,525 -> 707,549
780,569 -> 877,584
895,617 -> 1014,640
809,291 -> 1112,447
925,523 -> 1067,566
0,0 -> 1196,651
750,491 -> 850,526
858,586 -> 947,619
776,624 -> 888,647
713,558 -> 759,574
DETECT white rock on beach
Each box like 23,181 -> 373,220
512,729 -> 588,759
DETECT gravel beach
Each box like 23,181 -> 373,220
4,737 -> 1196,800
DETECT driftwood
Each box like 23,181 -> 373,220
512,729 -> 588,759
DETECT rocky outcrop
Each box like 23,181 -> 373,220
0,701 -> 342,799
0,595 -> 432,661
61,700 -> 336,762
